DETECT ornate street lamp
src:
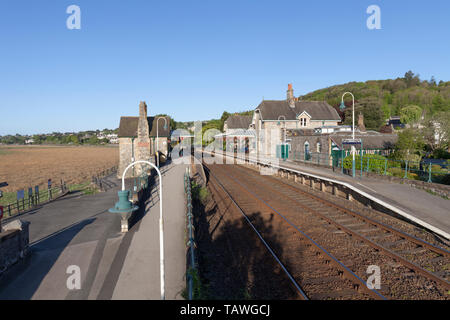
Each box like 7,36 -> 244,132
156,117 -> 168,168
109,160 -> 165,300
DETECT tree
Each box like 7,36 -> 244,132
393,129 -> 425,161
399,105 -> 422,124
422,111 -> 450,152
429,76 -> 437,87
69,135 -> 80,145
404,70 -> 420,88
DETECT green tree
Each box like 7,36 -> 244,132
399,105 -> 422,124
393,129 -> 425,161
69,135 -> 80,145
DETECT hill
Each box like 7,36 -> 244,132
300,71 -> 450,131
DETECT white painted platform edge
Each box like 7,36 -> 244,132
205,151 -> 450,241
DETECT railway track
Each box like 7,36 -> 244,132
203,162 -> 450,300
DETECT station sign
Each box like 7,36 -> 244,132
342,139 -> 362,145
17,189 -> 25,200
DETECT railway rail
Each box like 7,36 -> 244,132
202,160 -> 450,300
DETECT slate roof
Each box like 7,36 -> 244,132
118,116 -> 171,137
224,115 -> 253,129
256,100 -> 341,121
330,133 -> 398,150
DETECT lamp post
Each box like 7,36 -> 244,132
340,92 -> 356,178
112,160 -> 165,300
156,117 -> 168,168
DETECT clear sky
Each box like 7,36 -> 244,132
0,0 -> 449,135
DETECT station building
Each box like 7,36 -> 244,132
118,101 -> 171,178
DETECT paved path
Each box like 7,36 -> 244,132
0,161 -> 187,300
111,162 -> 187,300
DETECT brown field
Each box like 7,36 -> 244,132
0,145 -> 119,192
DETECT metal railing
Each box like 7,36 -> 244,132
286,150 -> 449,185
184,167 -> 197,300
1,183 -> 67,218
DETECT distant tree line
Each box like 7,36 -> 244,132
0,128 -> 119,145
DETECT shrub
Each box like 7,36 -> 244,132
343,154 -> 387,173
192,182 -> 209,205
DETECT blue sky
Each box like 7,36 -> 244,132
0,0 -> 449,135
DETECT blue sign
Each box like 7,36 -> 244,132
17,189 -> 25,200
48,179 -> 52,188
28,187 -> 33,197
35,186 -> 39,194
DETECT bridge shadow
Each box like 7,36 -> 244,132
192,186 -> 301,300
0,218 -> 95,300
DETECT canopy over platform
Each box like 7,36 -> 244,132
215,129 -> 256,138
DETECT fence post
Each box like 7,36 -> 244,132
384,158 -> 387,175
404,160 -> 408,179
428,164 -> 432,183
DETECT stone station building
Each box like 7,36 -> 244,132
118,101 -> 171,178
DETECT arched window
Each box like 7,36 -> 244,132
316,142 -> 321,153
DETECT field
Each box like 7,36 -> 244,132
0,145 -> 119,194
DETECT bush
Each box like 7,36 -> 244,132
192,182 -> 209,205
343,154 -> 387,173
386,167 -> 419,180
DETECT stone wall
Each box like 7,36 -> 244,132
0,220 -> 30,275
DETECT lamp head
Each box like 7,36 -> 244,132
339,101 -> 346,111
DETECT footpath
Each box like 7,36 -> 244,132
0,161 -> 188,300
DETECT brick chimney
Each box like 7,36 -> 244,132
358,112 -> 366,133
136,101 -> 150,175
287,84 -> 295,108
137,101 -> 149,138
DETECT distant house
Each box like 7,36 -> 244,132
252,84 -> 342,157
388,116 -> 405,129
117,101 -> 171,177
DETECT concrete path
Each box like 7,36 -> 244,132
0,162 -> 187,300
111,161 -> 187,300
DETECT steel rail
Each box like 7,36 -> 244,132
230,164 -> 450,291
204,165 -> 309,300
270,168 -> 450,258
205,164 -> 386,300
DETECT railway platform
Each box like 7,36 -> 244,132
111,160 -> 187,299
209,151 -> 450,241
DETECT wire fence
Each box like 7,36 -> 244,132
91,166 -> 118,191
286,150 -> 449,185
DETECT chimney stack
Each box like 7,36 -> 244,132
139,101 -> 147,119
287,84 -> 295,108
358,112 -> 366,133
